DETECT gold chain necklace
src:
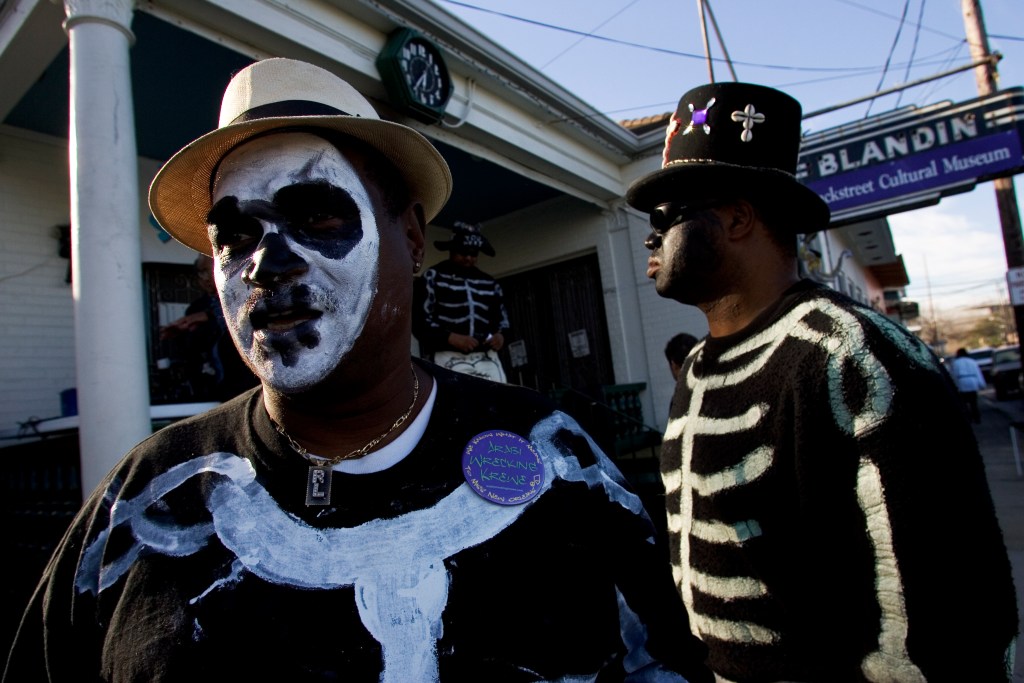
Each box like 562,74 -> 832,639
273,363 -> 420,506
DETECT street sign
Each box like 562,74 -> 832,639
799,88 -> 1024,226
1009,269 -> 1024,305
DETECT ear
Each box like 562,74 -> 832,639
719,199 -> 758,242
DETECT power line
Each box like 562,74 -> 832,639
865,0 -> 912,118
766,40 -> 955,87
909,279 -> 1003,293
437,0 -> 988,76
438,0 -> 1021,123
894,0 -> 927,109
828,0 -> 963,42
801,54 -> 998,120
540,0 -> 641,69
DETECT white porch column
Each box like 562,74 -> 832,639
64,0 -> 150,493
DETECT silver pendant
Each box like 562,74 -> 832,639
306,465 -> 333,506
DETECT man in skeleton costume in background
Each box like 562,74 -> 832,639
413,221 -> 511,383
626,81 -> 1018,682
4,59 -> 714,683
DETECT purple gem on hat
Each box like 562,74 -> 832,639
684,98 -> 715,136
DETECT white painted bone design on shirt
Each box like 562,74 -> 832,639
76,412 -> 653,682
666,299 -> 935,646
668,300 -> 900,512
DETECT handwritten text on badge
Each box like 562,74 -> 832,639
461,430 -> 544,505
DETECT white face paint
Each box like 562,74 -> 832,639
208,132 -> 380,393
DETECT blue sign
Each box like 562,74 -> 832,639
798,88 -> 1024,225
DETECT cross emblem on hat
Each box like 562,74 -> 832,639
731,104 -> 765,142
683,98 -> 716,136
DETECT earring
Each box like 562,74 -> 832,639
413,261 -> 422,273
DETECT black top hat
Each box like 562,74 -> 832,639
626,82 -> 830,234
434,221 -> 495,256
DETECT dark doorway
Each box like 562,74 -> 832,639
498,254 -> 666,546
498,253 -> 614,399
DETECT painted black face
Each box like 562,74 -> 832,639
651,208 -> 726,305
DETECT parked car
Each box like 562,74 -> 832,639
967,346 -> 996,383
990,345 -> 1022,400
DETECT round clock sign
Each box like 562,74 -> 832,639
377,28 -> 453,124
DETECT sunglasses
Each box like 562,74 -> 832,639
649,200 -> 725,235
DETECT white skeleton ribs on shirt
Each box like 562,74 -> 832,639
664,296 -> 936,681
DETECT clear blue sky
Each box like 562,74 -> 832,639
432,0 -> 1024,316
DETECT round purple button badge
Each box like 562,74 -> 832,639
461,430 -> 544,505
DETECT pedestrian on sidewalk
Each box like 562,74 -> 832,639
950,347 -> 987,423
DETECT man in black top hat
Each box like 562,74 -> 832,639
626,81 -> 1017,682
413,221 -> 511,383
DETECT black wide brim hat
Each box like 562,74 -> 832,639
626,82 -> 830,234
434,221 -> 495,256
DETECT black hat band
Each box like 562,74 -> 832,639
230,100 -> 353,124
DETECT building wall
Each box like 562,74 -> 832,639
0,127 -> 199,436
0,127 -> 76,431
813,229 -> 879,309
138,156 -> 199,266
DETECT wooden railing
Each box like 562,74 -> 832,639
1,433 -> 82,656
547,383 -> 661,456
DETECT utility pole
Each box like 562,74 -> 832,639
696,0 -> 714,82
695,0 -> 737,84
961,0 -> 1024,356
924,254 -> 943,351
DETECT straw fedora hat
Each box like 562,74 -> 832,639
149,58 -> 453,255
626,81 -> 830,234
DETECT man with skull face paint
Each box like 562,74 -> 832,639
4,59 -> 712,683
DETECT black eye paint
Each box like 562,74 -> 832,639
274,182 -> 363,260
207,196 -> 264,257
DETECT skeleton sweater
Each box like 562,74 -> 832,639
413,260 -> 510,355
662,279 -> 1017,682
5,362 -> 712,683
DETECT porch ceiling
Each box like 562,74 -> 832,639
1,10 -> 561,229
